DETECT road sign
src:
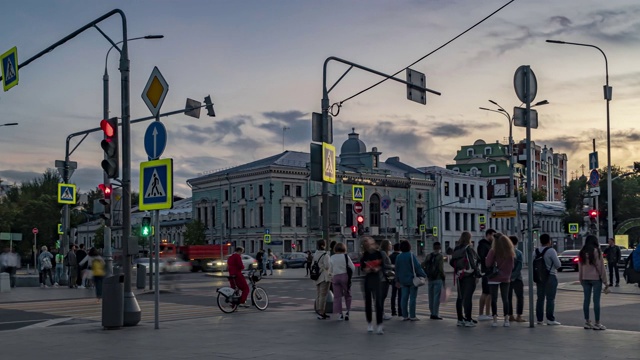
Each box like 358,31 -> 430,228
322,142 -> 336,184
513,107 -> 538,129
141,66 -> 169,117
479,215 -> 486,225
432,227 -> 438,237
589,169 -> 600,187
480,224 -> 486,231
58,224 -> 63,235
139,158 -> 173,211
381,195 -> 391,210
54,160 -> 78,179
589,152 -> 599,170
263,234 -> 271,244
513,65 -> 537,103
144,121 -> 168,160
1,47 -> 18,91
406,68 -> 426,105
265,229 -> 270,234
184,98 -> 201,119
32,228 -> 38,234
568,223 -> 579,234
352,185 -> 365,201
589,186 -> 601,197
353,202 -> 363,214
419,224 -> 426,233
490,197 -> 517,218
57,183 -> 77,204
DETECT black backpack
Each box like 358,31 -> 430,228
423,253 -> 441,280
309,253 -> 326,281
533,247 -> 552,284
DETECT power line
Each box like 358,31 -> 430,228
338,0 -> 516,106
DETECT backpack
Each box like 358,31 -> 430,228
533,247 -> 552,284
624,253 -> 640,284
451,246 -> 476,278
41,256 -> 52,270
344,254 -> 353,285
423,253 -> 441,280
63,254 -> 70,266
92,259 -> 105,277
310,252 -> 326,281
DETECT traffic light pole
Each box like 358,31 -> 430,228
103,68 -> 113,277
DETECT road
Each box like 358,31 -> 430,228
0,267 -> 638,332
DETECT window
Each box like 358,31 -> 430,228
480,185 -> 484,199
249,185 -> 254,199
197,208 -> 202,223
485,147 -> 492,155
489,165 -> 497,174
284,185 -> 291,197
346,204 -> 353,227
225,209 -> 229,229
241,187 -> 245,199
259,206 -> 264,227
444,182 -> 450,196
211,206 -> 216,227
454,183 -> 460,197
295,185 -> 302,197
467,148 -> 474,157
283,206 -> 291,227
471,214 -> 476,231
295,207 -> 303,227
417,207 -> 423,226
463,213 -> 468,231
470,184 -> 475,198
463,184 -> 467,198
258,185 -> 263,197
445,212 -> 451,231
370,194 -> 381,226
204,207 -> 208,228
224,190 -> 229,201
455,213 -> 460,231
241,208 -> 246,228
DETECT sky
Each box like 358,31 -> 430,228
0,0 -> 639,198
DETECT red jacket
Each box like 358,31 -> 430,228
227,253 -> 244,276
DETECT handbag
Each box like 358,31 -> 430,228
411,253 -> 426,287
487,261 -> 500,279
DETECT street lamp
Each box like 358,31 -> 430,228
0,122 -> 18,127
546,39 -> 613,241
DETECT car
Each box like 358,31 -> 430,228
133,258 -> 170,274
557,250 -> 580,272
619,249 -> 634,268
274,252 -> 308,269
204,254 -> 258,272
164,258 -> 192,273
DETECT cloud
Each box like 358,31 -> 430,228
0,169 -> 43,185
173,115 -> 251,144
429,123 -> 470,138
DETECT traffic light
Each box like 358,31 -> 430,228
100,117 -> 119,179
141,216 -> 152,237
589,209 -> 598,219
98,183 -> 112,200
98,184 -> 112,223
351,225 -> 357,238
356,215 -> 365,235
204,95 -> 216,117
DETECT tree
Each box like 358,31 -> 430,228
93,225 -> 105,249
183,219 -> 207,245
519,188 -> 547,203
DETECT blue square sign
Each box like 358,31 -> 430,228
139,158 -> 173,210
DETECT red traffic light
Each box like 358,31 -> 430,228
351,225 -> 357,233
98,183 -> 112,199
356,215 -> 364,224
589,209 -> 598,218
100,119 -> 115,137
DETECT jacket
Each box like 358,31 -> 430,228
477,239 -> 491,273
227,253 -> 244,277
312,250 -> 331,284
395,252 -> 426,287
511,249 -> 523,282
604,245 -> 621,265
579,249 -> 607,283
485,248 -> 515,283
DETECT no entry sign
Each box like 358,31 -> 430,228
353,202 -> 363,214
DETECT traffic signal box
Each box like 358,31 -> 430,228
141,216 -> 152,237
100,117 -> 119,179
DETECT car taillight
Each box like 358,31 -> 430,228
573,257 -> 579,263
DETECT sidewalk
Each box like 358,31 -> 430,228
1,303 -> 637,359
0,285 -> 148,303
558,280 -> 640,295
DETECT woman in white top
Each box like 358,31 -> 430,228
330,243 -> 355,321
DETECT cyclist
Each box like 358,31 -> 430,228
227,247 -> 250,307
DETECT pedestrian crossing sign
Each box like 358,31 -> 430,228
139,158 -> 173,210
264,234 -> 271,244
57,224 -> 63,235
568,223 -> 579,234
57,183 -> 76,204
352,185 -> 365,201
322,142 -> 336,184
1,46 -> 18,91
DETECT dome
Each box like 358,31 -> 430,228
340,128 -> 367,155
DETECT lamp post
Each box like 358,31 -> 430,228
546,39 -> 613,240
103,34 -> 162,276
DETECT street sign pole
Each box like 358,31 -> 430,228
523,66 -> 535,328
592,139 -> 599,238
33,231 -> 37,274
154,209 -> 160,329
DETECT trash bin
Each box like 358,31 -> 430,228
136,264 -> 146,290
102,274 -> 124,329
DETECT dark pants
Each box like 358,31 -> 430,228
364,276 -> 384,325
508,279 -> 524,316
536,275 -> 558,322
68,267 -> 78,288
489,282 -> 510,317
94,276 -> 104,299
40,269 -> 54,286
305,262 -> 311,275
608,263 -> 620,285
391,282 -> 402,315
3,267 -> 16,287
76,266 -> 85,286
456,275 -> 476,321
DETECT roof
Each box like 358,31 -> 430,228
188,151 -> 309,182
453,140 -> 507,161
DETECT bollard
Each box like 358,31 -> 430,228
102,274 -> 124,329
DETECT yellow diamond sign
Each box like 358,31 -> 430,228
142,66 -> 169,117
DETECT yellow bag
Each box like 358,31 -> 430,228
92,259 -> 105,277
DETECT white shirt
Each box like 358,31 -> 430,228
329,253 -> 355,276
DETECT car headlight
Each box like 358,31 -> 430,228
276,260 -> 283,264
206,262 -> 213,266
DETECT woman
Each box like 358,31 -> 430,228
450,231 -> 480,327
267,249 -> 276,275
313,240 -> 331,320
38,246 -> 54,288
485,234 -> 515,327
305,251 -> 313,277
360,236 -> 385,334
579,235 -> 608,330
395,240 -> 426,322
80,248 -> 106,303
227,247 -> 250,307
329,243 -> 355,321
508,236 -> 526,323
379,239 -> 393,320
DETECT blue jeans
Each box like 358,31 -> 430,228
401,285 -> 418,318
428,279 -> 443,317
581,280 -> 602,322
536,275 -> 558,322
55,264 -> 64,283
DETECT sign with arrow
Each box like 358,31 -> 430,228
144,121 -> 167,160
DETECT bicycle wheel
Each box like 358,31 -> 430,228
217,291 -> 238,313
251,286 -> 269,311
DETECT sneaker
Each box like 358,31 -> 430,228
430,315 -> 443,320
508,315 -> 516,322
40,284 -> 45,288
584,321 -> 593,329
478,315 -> 492,321
409,317 -> 420,321
44,285 -> 49,288
317,314 -> 327,320
391,311 -> 397,316
238,303 -> 250,308
615,284 -> 620,287
54,283 -> 59,287
503,320 -> 510,327
608,283 -> 613,287
536,321 -> 545,325
457,320 -> 465,327
491,321 -> 498,327
383,313 -> 392,320
376,325 -> 384,335
345,312 -> 349,321
402,317 -> 410,321
367,323 -> 374,332
592,323 -> 606,330
338,313 -> 344,321
516,316 -> 526,323
78,285 -> 85,289
464,320 -> 476,327
546,320 -> 561,326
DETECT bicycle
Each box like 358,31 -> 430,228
217,269 -> 269,313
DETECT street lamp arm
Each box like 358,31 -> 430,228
546,40 -> 608,84
105,35 -> 164,73
479,107 -> 511,123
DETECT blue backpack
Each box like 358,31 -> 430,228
632,248 -> 640,272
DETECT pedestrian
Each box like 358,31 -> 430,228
65,245 -> 78,288
80,248 -> 106,303
313,239 -> 331,320
305,250 -> 313,277
360,236 -> 385,334
450,231 -> 481,327
395,240 -> 426,322
54,249 -> 64,286
227,247 -> 250,307
603,238 -> 621,287
378,239 -> 393,321
477,228 -> 496,321
579,235 -> 608,330
389,243 -> 402,317
508,236 -> 526,323
256,249 -> 265,276
1,247 -> 18,288
329,242 -> 355,321
423,241 -> 445,320
536,233 -> 562,325
38,246 -> 55,288
76,244 -> 87,288
329,240 -> 337,256
485,234 -> 515,327
267,249 -> 275,275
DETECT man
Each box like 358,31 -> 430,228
256,249 -> 265,275
65,245 -> 78,289
536,233 -> 561,325
389,243 -> 402,317
76,244 -> 87,288
227,247 -> 250,307
424,241 -> 445,320
476,228 -> 495,321
312,239 -> 331,320
508,236 -> 526,322
603,238 -> 621,287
